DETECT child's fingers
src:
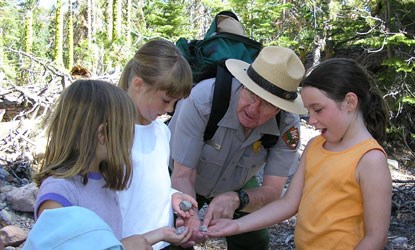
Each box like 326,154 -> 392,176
179,228 -> 192,244
175,217 -> 185,227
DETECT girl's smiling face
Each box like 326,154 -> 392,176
301,86 -> 350,142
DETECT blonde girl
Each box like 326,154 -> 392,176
118,39 -> 196,249
33,79 -> 151,250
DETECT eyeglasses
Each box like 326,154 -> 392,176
241,86 -> 279,112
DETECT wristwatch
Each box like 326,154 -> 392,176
236,189 -> 250,211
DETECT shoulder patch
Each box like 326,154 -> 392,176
282,126 -> 299,150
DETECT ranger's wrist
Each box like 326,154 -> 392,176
236,189 -> 250,211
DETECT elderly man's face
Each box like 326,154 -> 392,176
237,86 -> 280,129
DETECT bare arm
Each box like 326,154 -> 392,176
243,175 -> 287,212
170,161 -> 200,234
355,149 -> 391,250
202,175 -> 286,227
121,235 -> 152,250
171,161 -> 206,247
140,226 -> 192,246
37,200 -> 63,217
171,161 -> 197,198
207,150 -> 307,237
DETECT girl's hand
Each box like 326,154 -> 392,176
172,192 -> 198,218
207,218 -> 239,238
175,213 -> 208,247
122,234 -> 152,250
161,226 -> 192,245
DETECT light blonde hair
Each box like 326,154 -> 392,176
34,80 -> 136,190
119,39 -> 192,98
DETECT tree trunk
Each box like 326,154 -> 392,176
0,28 -> 3,68
384,0 -> 392,59
68,0 -> 74,70
87,0 -> 92,52
312,35 -> 325,67
104,0 -> 114,73
106,0 -> 113,42
54,0 -> 64,67
137,0 -> 146,34
113,0 -> 122,40
126,0 -> 131,46
23,10 -> 33,54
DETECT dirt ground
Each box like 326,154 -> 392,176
1,120 -> 414,249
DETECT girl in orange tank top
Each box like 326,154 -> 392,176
207,58 -> 392,250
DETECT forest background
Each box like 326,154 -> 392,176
0,0 -> 414,249
0,0 -> 414,154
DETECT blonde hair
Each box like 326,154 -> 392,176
34,80 -> 136,190
119,39 -> 192,98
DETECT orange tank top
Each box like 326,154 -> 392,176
294,135 -> 385,250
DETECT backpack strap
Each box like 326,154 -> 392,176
260,111 -> 283,149
203,64 -> 233,141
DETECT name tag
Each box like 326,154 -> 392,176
206,139 -> 221,150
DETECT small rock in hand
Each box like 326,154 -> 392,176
199,225 -> 207,232
179,200 -> 192,212
175,226 -> 186,235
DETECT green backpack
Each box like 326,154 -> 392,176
176,10 -> 262,83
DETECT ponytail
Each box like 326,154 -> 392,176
118,59 -> 135,91
364,88 -> 389,143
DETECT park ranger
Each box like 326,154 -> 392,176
168,46 -> 307,250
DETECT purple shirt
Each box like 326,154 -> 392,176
35,173 -> 122,239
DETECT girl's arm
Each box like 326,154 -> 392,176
121,235 -> 152,250
141,226 -> 192,246
207,142 -> 310,237
355,149 -> 392,250
37,200 -> 63,217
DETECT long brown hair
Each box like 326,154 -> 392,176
34,80 -> 136,190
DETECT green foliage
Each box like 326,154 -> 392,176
31,7 -> 52,58
201,0 -> 228,12
403,97 -> 415,105
387,34 -> 415,46
383,58 -> 414,73
143,0 -> 189,42
0,0 -> 413,151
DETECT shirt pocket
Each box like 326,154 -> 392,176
196,143 -> 227,195
234,151 -> 267,187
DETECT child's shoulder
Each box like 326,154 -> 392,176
40,175 -> 81,190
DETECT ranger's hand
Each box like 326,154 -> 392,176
202,191 -> 239,227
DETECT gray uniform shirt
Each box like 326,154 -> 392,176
169,78 -> 301,198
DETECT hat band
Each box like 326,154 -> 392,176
247,66 -> 297,101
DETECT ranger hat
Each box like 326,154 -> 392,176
226,46 -> 307,114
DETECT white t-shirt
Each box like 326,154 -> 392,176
118,120 -> 177,249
